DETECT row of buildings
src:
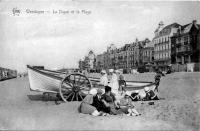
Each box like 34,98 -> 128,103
79,20 -> 200,73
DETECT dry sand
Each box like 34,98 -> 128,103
0,72 -> 199,130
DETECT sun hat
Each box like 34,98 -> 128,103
101,70 -> 106,74
125,92 -> 132,96
139,90 -> 146,99
89,88 -> 97,95
109,69 -> 114,73
97,88 -> 103,94
144,87 -> 150,92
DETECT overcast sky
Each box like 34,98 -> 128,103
0,1 -> 200,73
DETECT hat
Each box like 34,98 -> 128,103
97,88 -> 103,94
101,70 -> 106,74
139,90 -> 146,99
144,87 -> 150,92
135,90 -> 139,93
89,88 -> 97,95
109,69 -> 114,73
125,92 -> 132,96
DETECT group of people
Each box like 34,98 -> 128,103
79,86 -> 141,116
78,69 -> 162,116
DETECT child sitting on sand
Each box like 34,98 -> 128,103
119,93 -> 141,116
144,87 -> 159,100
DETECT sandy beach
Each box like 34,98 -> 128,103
0,72 -> 199,130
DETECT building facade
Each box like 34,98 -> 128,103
153,21 -> 181,71
142,41 -> 154,65
171,20 -> 200,71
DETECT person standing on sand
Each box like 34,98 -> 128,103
79,88 -> 103,116
118,71 -> 126,95
98,70 -> 108,86
154,68 -> 164,92
108,69 -> 119,95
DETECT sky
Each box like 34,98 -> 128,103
0,0 -> 200,73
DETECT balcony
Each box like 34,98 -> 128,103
176,47 -> 191,53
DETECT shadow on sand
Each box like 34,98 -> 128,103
27,94 -> 60,101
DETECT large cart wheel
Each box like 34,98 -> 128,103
59,73 -> 92,102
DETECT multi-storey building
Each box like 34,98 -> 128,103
153,21 -> 181,71
142,41 -> 154,65
127,43 -> 135,69
116,44 -> 130,71
133,38 -> 150,68
171,20 -> 200,71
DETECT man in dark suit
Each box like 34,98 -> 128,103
92,88 -> 110,113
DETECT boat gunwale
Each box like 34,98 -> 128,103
88,77 -> 154,84
27,65 -> 63,81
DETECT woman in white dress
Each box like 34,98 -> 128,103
108,69 -> 119,96
99,70 -> 108,86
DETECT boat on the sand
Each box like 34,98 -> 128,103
27,65 -> 156,102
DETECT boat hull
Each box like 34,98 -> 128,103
27,65 -> 156,95
28,66 -> 62,93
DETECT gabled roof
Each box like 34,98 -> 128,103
153,23 -> 181,39
162,23 -> 181,30
180,21 -> 199,34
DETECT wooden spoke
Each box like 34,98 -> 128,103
78,92 -> 83,100
62,83 -> 73,89
64,91 -> 73,100
76,93 -> 78,101
73,75 -> 76,85
79,78 -> 86,86
61,88 -> 70,93
60,73 -> 92,102
77,75 -> 81,84
71,92 -> 75,101
80,86 -> 90,90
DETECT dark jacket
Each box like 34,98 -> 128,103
92,95 -> 110,113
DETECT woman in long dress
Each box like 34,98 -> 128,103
79,88 -> 102,116
108,69 -> 119,96
99,70 -> 108,86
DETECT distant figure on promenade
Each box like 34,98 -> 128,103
98,70 -> 108,86
79,88 -> 103,116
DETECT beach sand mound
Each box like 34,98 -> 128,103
89,72 -> 200,130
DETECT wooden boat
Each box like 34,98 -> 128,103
27,65 -> 156,102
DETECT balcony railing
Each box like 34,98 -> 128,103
176,47 -> 191,53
